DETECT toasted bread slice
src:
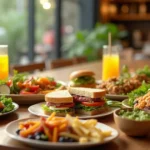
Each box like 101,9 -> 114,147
70,70 -> 95,80
45,90 -> 73,103
68,87 -> 106,98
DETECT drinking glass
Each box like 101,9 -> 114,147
0,45 -> 9,80
102,45 -> 120,80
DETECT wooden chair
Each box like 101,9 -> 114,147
73,56 -> 87,64
10,62 -> 46,74
50,58 -> 74,69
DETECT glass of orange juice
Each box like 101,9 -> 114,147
102,45 -> 120,80
0,45 -> 9,80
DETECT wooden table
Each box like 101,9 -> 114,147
1,60 -> 150,150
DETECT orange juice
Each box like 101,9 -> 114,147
0,54 -> 9,80
102,54 -> 119,80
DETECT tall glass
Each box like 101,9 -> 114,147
0,45 -> 9,80
102,45 -> 120,80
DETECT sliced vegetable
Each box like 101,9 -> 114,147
81,101 -> 105,107
55,103 -> 74,108
0,84 -> 10,94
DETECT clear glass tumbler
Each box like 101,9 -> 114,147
0,45 -> 9,80
102,45 -> 120,80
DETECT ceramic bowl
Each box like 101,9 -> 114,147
113,108 -> 150,136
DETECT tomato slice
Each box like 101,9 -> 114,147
56,103 -> 74,108
81,101 -> 105,107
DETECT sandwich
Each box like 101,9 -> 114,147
42,90 -> 75,116
69,70 -> 96,88
68,87 -> 107,115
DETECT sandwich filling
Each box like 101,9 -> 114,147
42,102 -> 74,113
70,76 -> 95,86
72,94 -> 106,111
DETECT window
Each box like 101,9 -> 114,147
0,0 -> 27,64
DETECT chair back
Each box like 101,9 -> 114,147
73,56 -> 87,64
50,58 -> 74,69
10,62 -> 46,74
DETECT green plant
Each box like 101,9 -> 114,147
62,23 -> 120,61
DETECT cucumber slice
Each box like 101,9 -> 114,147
0,84 -> 10,94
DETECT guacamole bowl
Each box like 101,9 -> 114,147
113,108 -> 150,136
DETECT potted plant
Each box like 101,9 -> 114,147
62,23 -> 120,61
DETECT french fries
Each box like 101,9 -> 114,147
65,114 -> 112,143
18,112 -> 112,143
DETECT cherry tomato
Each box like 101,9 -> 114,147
56,103 -> 74,108
50,81 -> 56,86
29,85 -> 39,92
81,101 -> 105,107
6,80 -> 12,87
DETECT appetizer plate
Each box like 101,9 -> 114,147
122,99 -> 132,109
106,94 -> 128,101
6,118 -> 118,149
0,81 -> 66,105
0,102 -> 19,116
0,94 -> 45,105
96,80 -> 128,101
28,102 -> 118,119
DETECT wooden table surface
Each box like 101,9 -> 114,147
1,60 -> 150,150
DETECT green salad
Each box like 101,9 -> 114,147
0,95 -> 14,113
136,65 -> 150,77
127,83 -> 150,106
118,109 -> 150,121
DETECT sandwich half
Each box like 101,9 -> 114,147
42,90 -> 75,116
68,87 -> 107,115
69,70 -> 96,88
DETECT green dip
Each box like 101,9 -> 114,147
118,109 -> 150,121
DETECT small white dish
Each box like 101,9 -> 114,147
106,94 -> 128,101
0,102 -> 19,116
122,99 -> 132,109
6,118 -> 118,149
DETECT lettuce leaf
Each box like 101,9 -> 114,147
42,105 -> 73,113
75,103 -> 104,111
71,76 -> 95,86
0,96 -> 14,113
127,83 -> 150,106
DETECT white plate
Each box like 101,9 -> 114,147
28,102 -> 118,119
0,81 -> 66,105
96,80 -> 128,101
6,118 -> 118,149
106,94 -> 128,101
0,102 -> 19,116
122,99 -> 132,109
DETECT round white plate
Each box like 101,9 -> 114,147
106,94 -> 128,101
0,81 -> 66,105
0,102 -> 19,116
122,99 -> 132,109
6,118 -> 118,149
28,102 -> 118,119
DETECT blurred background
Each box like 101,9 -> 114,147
1,0 -> 150,65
